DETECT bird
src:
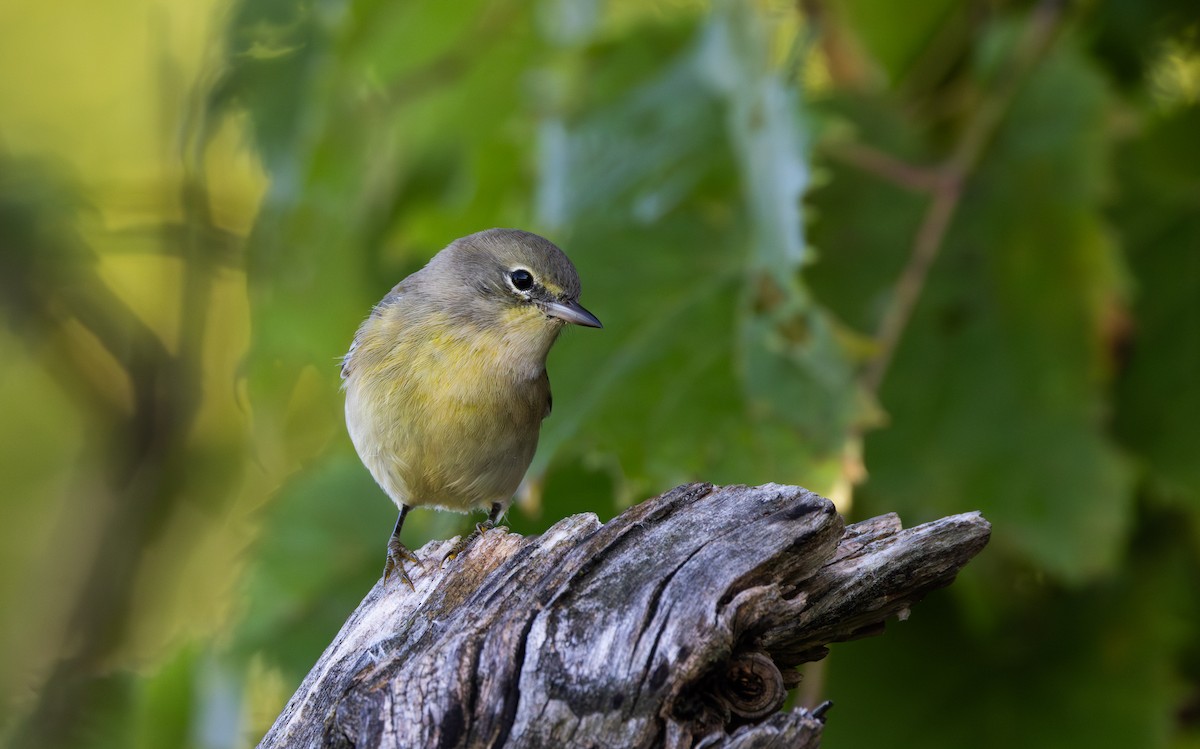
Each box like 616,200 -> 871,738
341,228 -> 602,588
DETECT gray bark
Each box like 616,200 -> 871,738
259,482 -> 991,749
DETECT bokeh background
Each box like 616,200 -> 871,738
1,0 -> 1197,746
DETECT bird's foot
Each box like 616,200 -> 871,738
440,520 -> 507,567
383,537 -> 421,590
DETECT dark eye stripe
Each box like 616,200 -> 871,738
510,269 -> 534,291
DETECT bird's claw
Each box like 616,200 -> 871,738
383,538 -> 421,590
440,521 -> 506,567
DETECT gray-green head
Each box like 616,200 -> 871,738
415,228 -> 602,333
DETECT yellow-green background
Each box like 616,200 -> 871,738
1,0 -> 1197,747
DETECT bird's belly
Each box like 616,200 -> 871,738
346,364 -> 545,513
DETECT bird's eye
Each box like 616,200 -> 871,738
510,269 -> 534,291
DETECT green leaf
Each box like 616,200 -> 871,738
1113,104 -> 1200,509
824,513 -> 1196,749
230,452 -> 409,679
530,2 -> 859,492
811,33 -> 1135,581
133,647 -> 198,749
837,0 -> 962,84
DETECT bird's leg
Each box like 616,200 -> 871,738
383,505 -> 420,589
441,502 -> 507,566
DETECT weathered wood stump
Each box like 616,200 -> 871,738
260,482 -> 991,748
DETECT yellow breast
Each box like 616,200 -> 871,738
343,307 -> 553,513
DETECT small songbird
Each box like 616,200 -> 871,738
341,228 -> 602,587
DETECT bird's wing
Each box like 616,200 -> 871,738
342,282 -> 411,380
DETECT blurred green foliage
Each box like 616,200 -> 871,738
0,0 -> 1197,747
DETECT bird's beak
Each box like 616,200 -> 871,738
544,299 -> 603,329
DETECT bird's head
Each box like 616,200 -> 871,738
426,228 -> 602,346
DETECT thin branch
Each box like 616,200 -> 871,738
859,0 -> 1065,395
822,141 -> 944,194
861,171 -> 961,393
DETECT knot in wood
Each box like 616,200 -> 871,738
715,651 -> 785,720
